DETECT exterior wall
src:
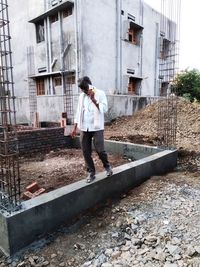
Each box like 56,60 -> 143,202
79,0 -> 117,94
14,95 -> 159,123
9,0 -> 44,97
37,95 -> 64,122
7,0 -> 176,124
141,5 -> 160,96
15,97 -> 30,124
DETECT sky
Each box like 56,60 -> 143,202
144,0 -> 200,71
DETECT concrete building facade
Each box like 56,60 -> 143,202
8,0 -> 177,124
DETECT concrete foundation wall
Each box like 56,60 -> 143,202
0,139 -> 177,256
0,213 -> 9,256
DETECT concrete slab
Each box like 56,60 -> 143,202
0,141 -> 177,256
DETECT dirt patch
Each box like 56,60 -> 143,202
19,98 -> 200,198
105,98 -> 200,153
20,149 -> 131,198
105,98 -> 200,173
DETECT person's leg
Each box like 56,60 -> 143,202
93,130 -> 112,176
80,131 -> 96,180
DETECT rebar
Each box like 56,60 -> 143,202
157,0 -> 181,149
0,0 -> 20,212
157,94 -> 177,148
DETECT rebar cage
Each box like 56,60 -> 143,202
157,94 -> 178,149
157,0 -> 181,149
0,0 -> 20,212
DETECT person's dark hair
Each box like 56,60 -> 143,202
78,76 -> 92,90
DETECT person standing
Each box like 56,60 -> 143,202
71,76 -> 113,183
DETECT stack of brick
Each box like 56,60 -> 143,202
22,182 -> 46,200
17,127 -> 72,155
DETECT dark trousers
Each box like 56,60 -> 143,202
80,130 -> 110,174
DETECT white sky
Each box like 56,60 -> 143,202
144,0 -> 200,71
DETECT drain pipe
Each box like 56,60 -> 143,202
74,0 -> 82,81
59,11 -> 65,95
116,0 -> 122,94
154,23 -> 159,96
139,0 -> 144,95
46,17 -> 53,94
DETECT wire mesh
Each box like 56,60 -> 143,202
0,0 -> 21,212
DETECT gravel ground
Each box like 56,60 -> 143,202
0,171 -> 199,267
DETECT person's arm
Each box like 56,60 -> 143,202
97,90 -> 108,113
88,90 -> 99,110
71,123 -> 78,138
70,94 -> 82,137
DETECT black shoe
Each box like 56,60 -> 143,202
105,166 -> 113,177
86,173 -> 96,183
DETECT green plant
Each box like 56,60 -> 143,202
172,69 -> 200,102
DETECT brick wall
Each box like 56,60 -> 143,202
17,127 -> 73,155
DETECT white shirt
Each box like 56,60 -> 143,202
74,87 -> 108,131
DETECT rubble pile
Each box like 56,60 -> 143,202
105,97 -> 200,152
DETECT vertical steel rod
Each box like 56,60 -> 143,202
0,0 -> 20,212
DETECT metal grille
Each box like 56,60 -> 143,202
63,76 -> 74,125
0,0 -> 21,212
62,33 -> 74,125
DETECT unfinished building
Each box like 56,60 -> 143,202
6,0 -> 180,125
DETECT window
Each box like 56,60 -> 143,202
49,14 -> 58,23
66,75 -> 75,84
160,82 -> 169,96
63,6 -> 73,18
160,38 -> 171,59
36,78 -> 45,95
53,76 -> 62,86
128,77 -> 141,95
36,21 -> 45,43
128,22 -> 142,45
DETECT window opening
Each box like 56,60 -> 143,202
53,76 -> 62,86
36,21 -> 45,43
160,82 -> 169,96
49,14 -> 58,23
161,38 -> 171,59
63,6 -> 73,18
66,75 -> 75,84
128,77 -> 141,95
128,22 -> 142,45
36,78 -> 45,95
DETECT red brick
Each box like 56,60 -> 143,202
26,182 -> 39,193
22,191 -> 33,200
32,188 -> 46,197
